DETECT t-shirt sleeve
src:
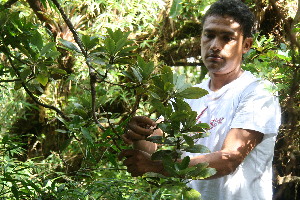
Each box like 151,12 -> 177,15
230,81 -> 281,135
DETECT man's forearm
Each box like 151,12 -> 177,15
189,150 -> 243,178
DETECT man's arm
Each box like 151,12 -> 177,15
120,127 -> 263,178
189,128 -> 263,178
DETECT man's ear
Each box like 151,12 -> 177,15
242,37 -> 253,54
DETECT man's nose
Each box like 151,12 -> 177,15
210,38 -> 222,51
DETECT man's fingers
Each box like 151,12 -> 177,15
128,123 -> 154,136
126,129 -> 146,140
121,134 -> 133,145
128,116 -> 156,136
131,116 -> 156,127
123,156 -> 135,166
118,149 -> 138,160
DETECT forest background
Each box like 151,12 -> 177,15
0,0 -> 299,199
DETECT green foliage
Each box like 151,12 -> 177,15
0,0 -> 299,199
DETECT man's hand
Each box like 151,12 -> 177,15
119,149 -> 163,177
122,116 -> 156,144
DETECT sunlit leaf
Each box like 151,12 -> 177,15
169,0 -> 182,18
59,39 -> 81,53
183,144 -> 210,153
36,74 -> 48,86
177,87 -> 208,99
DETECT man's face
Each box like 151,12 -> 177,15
201,15 -> 252,74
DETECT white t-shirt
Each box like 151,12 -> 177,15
184,71 -> 281,200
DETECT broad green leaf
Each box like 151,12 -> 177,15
115,37 -> 127,52
81,35 -> 99,50
177,156 -> 190,170
107,28 -> 124,43
118,46 -> 138,55
90,58 -> 106,65
31,30 -> 43,50
172,98 -> 191,112
150,99 -> 165,115
36,74 -> 48,86
146,136 -> 164,144
173,74 -> 190,92
146,136 -> 174,144
59,39 -> 81,53
50,68 -> 67,75
151,150 -> 178,160
104,37 -> 116,55
161,65 -> 173,83
164,82 -> 174,92
183,144 -> 211,153
187,163 -> 216,179
170,111 -> 189,122
169,0 -> 182,18
182,134 -> 194,147
45,51 -> 60,59
162,155 -> 178,177
132,67 -> 143,82
191,131 -> 210,139
189,123 -> 210,132
177,87 -> 208,99
40,42 -> 56,56
81,127 -> 94,144
20,68 -> 31,80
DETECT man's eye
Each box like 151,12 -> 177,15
205,33 -> 214,39
224,36 -> 235,42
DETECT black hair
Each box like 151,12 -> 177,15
202,0 -> 255,38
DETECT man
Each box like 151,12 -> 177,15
119,0 -> 281,199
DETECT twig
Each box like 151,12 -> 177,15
2,45 -> 69,120
50,0 -> 106,131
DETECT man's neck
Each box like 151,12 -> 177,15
209,68 -> 244,91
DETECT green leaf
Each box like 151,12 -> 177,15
150,99 -> 165,114
177,156 -> 190,170
115,37 -> 127,52
36,73 -> 48,86
31,30 -> 43,50
104,37 -> 116,55
132,67 -> 143,82
187,163 -> 216,179
59,38 -> 81,53
146,136 -> 163,143
177,87 -> 208,99
40,42 -> 56,56
191,131 -> 210,140
81,35 -> 99,50
169,0 -> 182,18
161,66 -> 173,83
118,46 -> 138,55
182,134 -> 194,147
151,150 -> 179,160
189,123 -> 210,132
45,51 -> 61,59
50,68 -> 67,75
11,185 -> 19,200
183,144 -> 211,153
20,68 -> 31,80
146,136 -> 174,145
81,127 -> 94,144
173,74 -> 190,92
137,56 -> 155,79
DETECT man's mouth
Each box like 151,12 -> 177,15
206,54 -> 223,61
